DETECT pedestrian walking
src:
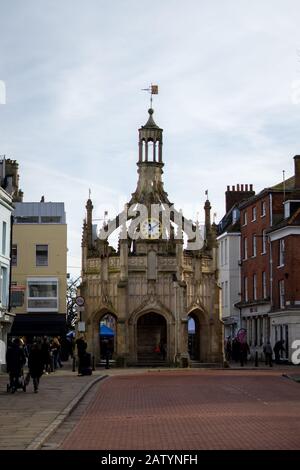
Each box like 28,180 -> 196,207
274,340 -> 285,364
102,339 -> 111,369
6,338 -> 26,392
263,341 -> 273,367
41,337 -> 51,374
239,341 -> 250,367
76,336 -> 87,374
28,342 -> 44,393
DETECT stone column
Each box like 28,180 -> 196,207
92,321 -> 101,364
116,320 -> 127,360
246,318 -> 251,345
262,316 -> 266,344
257,316 -> 261,347
252,318 -> 256,346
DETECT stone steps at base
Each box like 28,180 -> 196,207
190,362 -> 223,368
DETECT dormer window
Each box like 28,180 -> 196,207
284,200 -> 300,219
232,208 -> 239,225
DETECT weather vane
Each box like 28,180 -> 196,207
141,84 -> 158,108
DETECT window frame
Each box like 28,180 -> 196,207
11,244 -> 17,267
36,244 -> 49,267
27,277 -> 58,312
252,234 -> 257,257
278,239 -> 285,267
279,280 -> 285,309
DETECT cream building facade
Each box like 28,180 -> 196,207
11,202 -> 67,338
80,109 -> 224,366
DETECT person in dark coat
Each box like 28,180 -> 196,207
28,342 -> 44,392
102,339 -> 110,369
6,338 -> 26,392
41,337 -> 51,373
239,341 -> 250,367
76,337 -> 87,374
263,341 -> 273,367
274,340 -> 285,364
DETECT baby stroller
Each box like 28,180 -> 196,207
7,368 -> 27,393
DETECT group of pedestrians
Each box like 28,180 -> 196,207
6,335 -> 66,393
225,335 -> 286,367
225,336 -> 250,366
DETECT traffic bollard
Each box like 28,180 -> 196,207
255,351 -> 259,367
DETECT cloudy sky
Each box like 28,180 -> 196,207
1,0 -> 300,278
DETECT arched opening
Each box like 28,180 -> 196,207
137,312 -> 167,363
188,313 -> 200,360
99,313 -> 117,361
187,309 -> 210,362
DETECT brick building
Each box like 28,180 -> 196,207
237,156 -> 300,361
267,156 -> 300,359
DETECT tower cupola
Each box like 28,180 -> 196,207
138,108 -> 163,163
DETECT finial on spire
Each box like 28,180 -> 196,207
141,84 -> 158,108
88,188 -> 91,199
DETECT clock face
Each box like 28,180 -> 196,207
140,218 -> 161,239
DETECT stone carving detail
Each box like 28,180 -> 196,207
109,258 -> 120,268
128,257 -> 145,266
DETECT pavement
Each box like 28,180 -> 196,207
0,360 -> 300,450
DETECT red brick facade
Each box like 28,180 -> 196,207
239,193 -> 280,304
271,233 -> 300,310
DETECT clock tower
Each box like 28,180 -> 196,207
80,107 -> 224,367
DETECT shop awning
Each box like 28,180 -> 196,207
10,313 -> 66,337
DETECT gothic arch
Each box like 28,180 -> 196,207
128,298 -> 174,326
128,301 -> 174,363
187,307 -> 210,362
87,305 -> 119,363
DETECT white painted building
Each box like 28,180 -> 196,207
0,186 -> 14,371
217,207 -> 241,339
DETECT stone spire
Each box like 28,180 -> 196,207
86,198 -> 93,249
204,198 -> 212,247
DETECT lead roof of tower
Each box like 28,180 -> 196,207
141,108 -> 161,129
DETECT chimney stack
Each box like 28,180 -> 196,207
294,155 -> 300,188
225,184 -> 255,213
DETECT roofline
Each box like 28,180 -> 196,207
238,187 -> 293,209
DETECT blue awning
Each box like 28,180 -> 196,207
100,324 -> 115,336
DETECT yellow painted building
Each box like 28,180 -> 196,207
10,202 -> 67,338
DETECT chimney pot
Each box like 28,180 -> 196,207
250,184 -> 253,191
245,184 -> 248,191
241,184 -> 244,191
227,185 -> 230,191
237,184 -> 240,191
232,185 -> 235,191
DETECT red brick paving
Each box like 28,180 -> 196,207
60,370 -> 300,450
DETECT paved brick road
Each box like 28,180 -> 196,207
60,369 -> 300,450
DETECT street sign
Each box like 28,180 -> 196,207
75,296 -> 85,307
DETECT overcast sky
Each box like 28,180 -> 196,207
1,1 -> 300,278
